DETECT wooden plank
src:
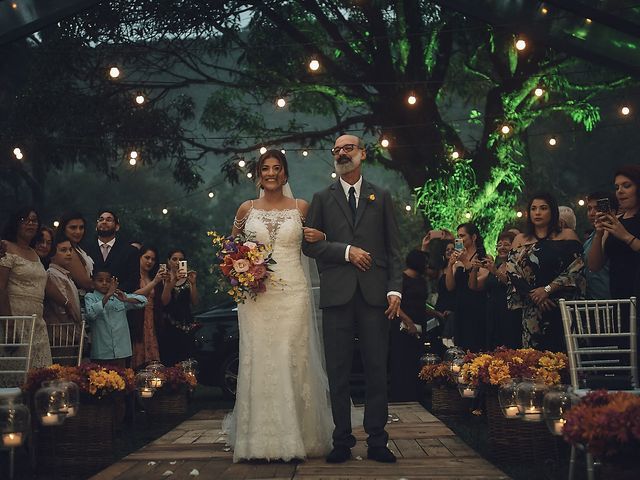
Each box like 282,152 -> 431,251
88,460 -> 138,480
111,459 -> 162,479
153,428 -> 188,444
438,436 -> 477,457
395,411 -> 423,423
394,438 -> 428,458
416,438 -> 454,457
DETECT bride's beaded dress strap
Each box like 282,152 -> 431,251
233,200 -> 253,229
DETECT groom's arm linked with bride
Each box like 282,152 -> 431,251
301,135 -> 403,464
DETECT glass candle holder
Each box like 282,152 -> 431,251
0,391 -> 30,447
419,353 -> 440,368
458,384 -> 478,398
34,382 -> 68,426
543,384 -> 579,436
515,378 -> 548,422
43,380 -> 80,418
136,370 -> 156,398
498,378 -> 521,419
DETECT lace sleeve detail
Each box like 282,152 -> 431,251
234,201 -> 253,229
295,199 -> 306,223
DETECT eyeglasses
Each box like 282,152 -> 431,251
20,217 -> 38,225
330,144 -> 360,156
97,216 -> 116,223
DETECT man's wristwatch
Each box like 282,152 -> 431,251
543,284 -> 552,294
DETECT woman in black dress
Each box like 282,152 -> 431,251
507,193 -> 585,352
446,223 -> 487,352
469,231 -> 522,349
391,250 -> 428,401
160,248 -> 199,366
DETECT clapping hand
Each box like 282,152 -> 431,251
113,289 -> 127,302
106,277 -> 119,298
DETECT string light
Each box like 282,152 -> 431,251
516,211 -> 523,218
208,192 -> 215,198
280,149 -> 286,154
380,138 -> 390,148
246,172 -> 253,179
578,199 -> 585,206
129,150 -> 138,159
464,212 -> 472,219
621,106 -> 631,116
238,159 -> 246,168
13,147 -> 23,160
108,66 -> 120,78
53,221 -> 60,228
405,205 -> 412,212
135,94 -> 145,105
515,38 -> 527,51
259,146 -> 267,154
276,98 -> 286,108
15,151 -> 23,160
541,6 -> 548,14
302,150 -> 308,157
331,172 -> 337,179
407,94 -> 417,105
585,18 -> 592,24
11,2 -> 17,9
129,158 -> 137,166
451,151 -> 460,159
162,208 -> 168,215
500,125 -> 511,135
308,59 -> 320,71
534,87 -> 544,97
548,137 -> 557,146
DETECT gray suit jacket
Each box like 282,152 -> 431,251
302,179 -> 403,308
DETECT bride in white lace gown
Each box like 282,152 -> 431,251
225,150 -> 333,462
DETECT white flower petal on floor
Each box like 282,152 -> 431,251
189,469 -> 200,476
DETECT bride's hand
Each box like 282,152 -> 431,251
303,227 -> 325,243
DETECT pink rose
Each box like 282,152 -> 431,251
243,241 -> 257,250
233,259 -> 251,273
249,264 -> 267,279
253,255 -> 265,265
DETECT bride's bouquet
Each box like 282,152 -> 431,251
208,232 -> 276,302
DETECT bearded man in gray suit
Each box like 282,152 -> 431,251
302,134 -> 403,464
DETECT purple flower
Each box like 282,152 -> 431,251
230,278 -> 239,286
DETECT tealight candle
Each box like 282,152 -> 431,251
2,432 -> 23,447
140,388 -> 154,398
553,418 -> 566,435
522,407 -> 542,422
451,364 -> 461,373
462,387 -> 476,398
66,406 -> 77,417
40,413 -> 63,426
150,377 -> 163,388
504,406 -> 519,418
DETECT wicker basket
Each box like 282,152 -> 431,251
36,397 -> 116,477
485,388 -> 559,464
144,388 -> 189,416
430,385 -> 470,415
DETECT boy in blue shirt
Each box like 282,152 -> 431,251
85,268 -> 147,368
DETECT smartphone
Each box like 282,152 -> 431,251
454,238 -> 464,252
430,229 -> 444,239
178,260 -> 188,275
159,263 -> 167,272
596,197 -> 611,213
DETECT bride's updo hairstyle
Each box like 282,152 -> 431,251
255,149 -> 289,189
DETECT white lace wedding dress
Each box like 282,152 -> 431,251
224,207 -> 333,462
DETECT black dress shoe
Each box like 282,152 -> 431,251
326,446 -> 351,463
367,446 -> 396,463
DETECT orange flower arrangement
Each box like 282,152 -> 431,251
419,363 -> 457,386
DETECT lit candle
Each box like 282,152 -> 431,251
451,364 -> 461,373
553,419 -> 566,435
462,387 -> 476,398
40,413 -> 62,426
457,374 -> 466,384
2,433 -> 23,447
66,406 -> 77,417
503,406 -> 519,418
139,388 -> 154,398
522,407 -> 542,422
150,377 -> 163,388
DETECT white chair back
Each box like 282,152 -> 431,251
47,321 -> 85,366
0,315 -> 37,385
559,297 -> 638,394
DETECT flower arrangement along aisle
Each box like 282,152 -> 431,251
460,347 -> 569,387
154,365 -> 198,393
563,390 -> 640,459
419,363 -> 470,415
419,363 -> 457,386
208,231 -> 277,302
23,363 -> 135,400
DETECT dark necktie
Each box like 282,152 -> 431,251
348,186 -> 357,222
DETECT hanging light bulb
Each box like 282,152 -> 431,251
407,94 -> 417,105
405,205 -> 412,212
259,146 -> 267,155
276,98 -> 286,108
515,38 -> 527,51
246,172 -> 253,179
534,87 -> 544,97
331,172 -> 337,179
516,211 -> 523,218
380,138 -> 390,148
585,18 -> 592,24
129,158 -> 137,166
13,147 -> 21,156
53,221 -> 60,228
500,125 -> 511,135
135,94 -> 145,105
162,208 -> 168,215
238,160 -> 246,168
621,106 -> 631,116
548,137 -> 557,146
129,150 -> 138,159
308,59 -> 320,71
578,199 -> 585,206
208,192 -> 215,198
281,149 -> 286,154
15,151 -> 23,160
464,212 -> 472,219
541,6 -> 549,14
451,151 -> 460,159
108,66 -> 120,78
302,150 -> 308,157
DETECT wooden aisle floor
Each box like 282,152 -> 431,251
90,402 -> 509,480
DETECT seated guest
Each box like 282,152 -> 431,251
44,235 -> 82,328
84,268 -> 147,368
34,226 -> 54,268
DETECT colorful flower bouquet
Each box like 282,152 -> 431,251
460,347 -> 568,387
155,365 -> 198,393
23,363 -> 135,399
563,390 -> 640,459
208,231 -> 276,302
419,363 -> 457,386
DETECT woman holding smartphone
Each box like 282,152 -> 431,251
588,165 -> 640,301
160,248 -> 199,366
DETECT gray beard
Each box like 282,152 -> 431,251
334,160 -> 357,176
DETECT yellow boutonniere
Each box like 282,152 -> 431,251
368,194 -> 376,202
